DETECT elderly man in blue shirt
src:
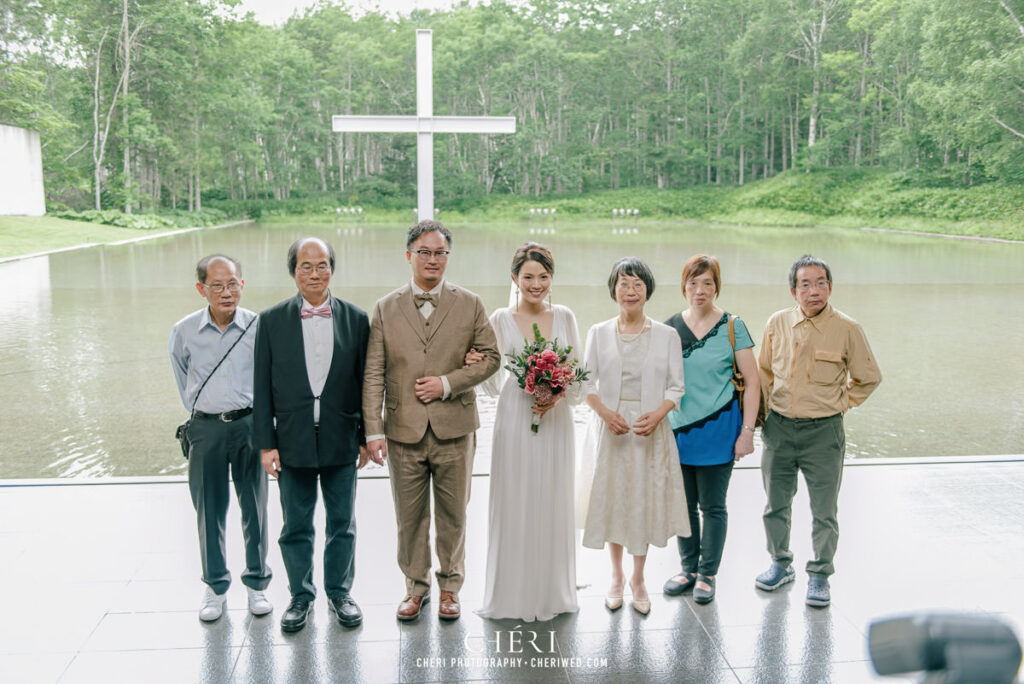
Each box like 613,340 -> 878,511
170,254 -> 272,622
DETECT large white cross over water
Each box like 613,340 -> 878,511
332,29 -> 516,222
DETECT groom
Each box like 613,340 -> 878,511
363,220 -> 500,621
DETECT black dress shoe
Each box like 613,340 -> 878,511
328,594 -> 363,628
280,598 -> 311,633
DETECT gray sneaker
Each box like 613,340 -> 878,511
755,563 -> 795,591
806,577 -> 831,607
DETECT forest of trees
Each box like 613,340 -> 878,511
2,0 -> 1023,213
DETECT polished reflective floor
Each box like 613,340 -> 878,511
3,458 -> 1023,683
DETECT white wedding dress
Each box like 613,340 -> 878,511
477,305 -> 582,621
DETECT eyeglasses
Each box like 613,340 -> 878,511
616,279 -> 646,292
203,281 -> 242,294
297,263 -> 331,275
413,249 -> 450,261
795,280 -> 830,292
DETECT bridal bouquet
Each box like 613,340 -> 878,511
506,323 -> 590,433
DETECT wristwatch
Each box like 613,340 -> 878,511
742,424 -> 755,432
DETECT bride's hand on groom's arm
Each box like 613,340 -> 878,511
463,348 -> 484,367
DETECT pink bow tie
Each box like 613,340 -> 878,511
300,306 -> 332,320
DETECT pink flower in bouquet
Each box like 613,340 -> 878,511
505,323 -> 590,434
533,383 -> 554,404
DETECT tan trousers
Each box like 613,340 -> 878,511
388,426 -> 475,596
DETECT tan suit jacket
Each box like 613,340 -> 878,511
362,281 -> 500,444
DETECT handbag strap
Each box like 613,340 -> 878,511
728,314 -> 746,395
728,315 -> 738,371
189,314 -> 257,416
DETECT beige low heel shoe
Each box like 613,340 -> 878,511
631,583 -> 651,615
604,591 -> 624,611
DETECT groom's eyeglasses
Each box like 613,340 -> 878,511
413,249 -> 450,261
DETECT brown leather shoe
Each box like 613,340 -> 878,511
438,590 -> 461,620
396,594 -> 429,622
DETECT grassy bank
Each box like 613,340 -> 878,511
0,209 -> 240,259
2,170 -> 1020,259
0,216 -> 177,259
242,169 -> 1024,241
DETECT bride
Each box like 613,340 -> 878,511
470,242 -> 582,621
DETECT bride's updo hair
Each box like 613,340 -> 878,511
511,242 -> 555,278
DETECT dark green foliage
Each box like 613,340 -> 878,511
1,0 -> 1022,231
51,208 -> 229,230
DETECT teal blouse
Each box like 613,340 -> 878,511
666,312 -> 753,431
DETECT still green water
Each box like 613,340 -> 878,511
1,220 -> 1021,478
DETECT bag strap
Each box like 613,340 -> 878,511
189,314 -> 257,417
729,314 -> 747,396
728,315 -> 738,370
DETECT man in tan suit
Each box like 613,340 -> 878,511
363,220 -> 500,621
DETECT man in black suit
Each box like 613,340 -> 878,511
253,237 -> 370,632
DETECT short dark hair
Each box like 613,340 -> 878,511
681,254 -> 722,299
406,220 -> 453,250
607,257 -> 656,301
287,237 -> 336,276
196,254 -> 241,283
511,242 -> 554,278
788,254 -> 832,289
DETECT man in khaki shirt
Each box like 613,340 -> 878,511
754,255 -> 881,607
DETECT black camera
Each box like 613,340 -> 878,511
869,613 -> 1022,683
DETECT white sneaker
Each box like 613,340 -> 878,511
247,587 -> 273,616
199,587 -> 226,622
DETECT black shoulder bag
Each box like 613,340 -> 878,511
175,316 -> 257,459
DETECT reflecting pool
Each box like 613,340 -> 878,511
1,220 -> 1021,478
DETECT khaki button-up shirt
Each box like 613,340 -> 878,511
758,303 -> 881,419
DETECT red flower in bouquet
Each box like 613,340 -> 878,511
505,323 -> 590,433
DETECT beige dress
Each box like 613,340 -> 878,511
581,327 -> 690,555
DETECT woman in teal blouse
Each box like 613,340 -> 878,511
662,254 -> 760,604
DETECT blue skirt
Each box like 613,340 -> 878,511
673,397 -> 741,466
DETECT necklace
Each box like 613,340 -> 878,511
617,316 -> 648,335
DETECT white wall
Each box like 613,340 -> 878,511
0,124 -> 46,216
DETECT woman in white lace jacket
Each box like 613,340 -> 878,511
577,256 -> 690,616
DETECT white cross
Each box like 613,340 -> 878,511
332,29 -> 516,222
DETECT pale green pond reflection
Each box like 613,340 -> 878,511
1,221 -> 1021,478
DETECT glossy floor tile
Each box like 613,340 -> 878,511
1,458 -> 1022,682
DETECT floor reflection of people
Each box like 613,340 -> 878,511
799,615 -> 835,683
752,594 -> 791,679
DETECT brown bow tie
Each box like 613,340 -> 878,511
414,293 -> 439,308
